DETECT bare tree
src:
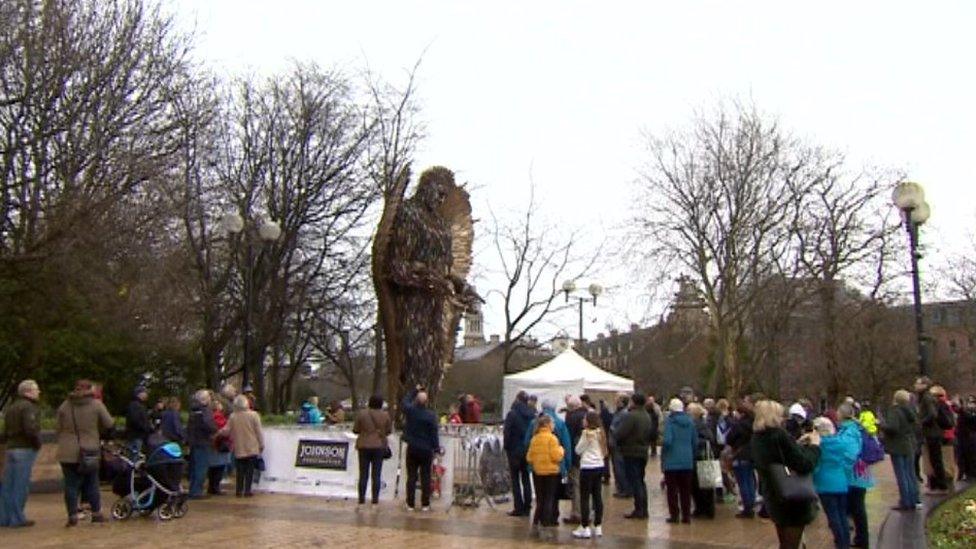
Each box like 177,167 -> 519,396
633,102 -> 818,398
490,185 -> 599,373
0,0 -> 195,402
791,163 -> 902,401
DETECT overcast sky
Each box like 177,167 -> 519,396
169,0 -> 976,341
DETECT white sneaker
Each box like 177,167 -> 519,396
420,506 -> 431,512
572,526 -> 592,539
405,505 -> 415,512
593,525 -> 603,537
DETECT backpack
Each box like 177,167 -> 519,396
298,407 -> 311,424
858,425 -> 885,465
936,402 -> 956,430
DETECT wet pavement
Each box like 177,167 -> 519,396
3,456 -> 900,548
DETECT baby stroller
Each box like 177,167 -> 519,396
111,442 -> 188,521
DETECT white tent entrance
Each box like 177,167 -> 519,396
501,348 -> 635,414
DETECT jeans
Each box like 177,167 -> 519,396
189,445 -> 211,496
236,456 -> 256,496
358,448 -> 385,504
0,448 -> 38,527
405,447 -> 433,508
820,492 -> 850,549
733,461 -> 756,514
664,470 -> 693,520
891,453 -> 920,508
508,454 -> 532,514
579,467 -> 604,527
623,456 -> 648,515
848,486 -> 868,547
61,462 -> 100,518
568,465 -> 581,517
531,473 -> 560,526
611,447 -> 631,495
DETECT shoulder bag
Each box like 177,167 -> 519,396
695,440 -> 723,489
766,431 -> 817,504
71,405 -> 101,475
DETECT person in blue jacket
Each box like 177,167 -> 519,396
812,412 -> 860,549
401,386 -> 440,511
524,399 -> 573,478
661,398 -> 698,524
298,396 -> 324,425
839,403 -> 874,548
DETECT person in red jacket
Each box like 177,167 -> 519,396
463,394 -> 482,424
208,398 -> 232,495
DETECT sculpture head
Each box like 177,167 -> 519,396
414,166 -> 455,212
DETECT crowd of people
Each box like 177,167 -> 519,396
500,377 -> 976,548
0,378 -> 266,528
4,374 -> 976,549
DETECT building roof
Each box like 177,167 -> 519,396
454,343 -> 501,362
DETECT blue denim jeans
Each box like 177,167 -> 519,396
61,462 -> 100,517
611,447 -> 631,496
189,445 -> 211,497
0,448 -> 38,527
819,492 -> 850,549
732,461 -> 756,513
891,453 -> 920,508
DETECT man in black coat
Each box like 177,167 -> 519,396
503,391 -> 535,516
124,386 -> 153,456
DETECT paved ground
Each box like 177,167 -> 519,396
4,456 -> 900,548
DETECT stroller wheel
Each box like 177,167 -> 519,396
173,499 -> 188,519
111,498 -> 133,520
156,503 -> 175,521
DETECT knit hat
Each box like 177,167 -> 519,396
788,403 -> 807,419
668,398 -> 684,413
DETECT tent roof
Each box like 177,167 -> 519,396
505,348 -> 634,392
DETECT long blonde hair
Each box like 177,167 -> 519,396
753,400 -> 785,432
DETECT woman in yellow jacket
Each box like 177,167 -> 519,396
526,414 -> 565,530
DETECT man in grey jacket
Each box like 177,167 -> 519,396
609,394 -> 632,498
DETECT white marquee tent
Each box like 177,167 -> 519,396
501,348 -> 635,414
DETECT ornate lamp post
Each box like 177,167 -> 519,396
562,280 -> 603,346
891,182 -> 931,376
221,212 -> 282,389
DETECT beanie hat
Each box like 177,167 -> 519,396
668,398 -> 684,413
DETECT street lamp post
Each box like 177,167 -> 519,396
891,182 -> 931,376
562,280 -> 603,346
222,212 -> 282,389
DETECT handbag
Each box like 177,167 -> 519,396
696,441 -> 723,489
766,434 -> 817,504
71,405 -> 100,475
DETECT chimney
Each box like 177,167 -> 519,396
489,334 -> 500,344
610,329 -> 619,337
597,333 -> 605,340
630,323 -> 639,332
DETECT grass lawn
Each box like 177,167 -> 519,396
928,484 -> 976,548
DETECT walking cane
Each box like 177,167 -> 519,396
393,436 -> 405,499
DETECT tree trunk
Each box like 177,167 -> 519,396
372,322 -> 385,398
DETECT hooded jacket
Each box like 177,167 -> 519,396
56,390 -> 114,464
524,407 -> 572,476
813,423 -> 860,494
503,400 -> 535,459
662,411 -> 698,471
299,402 -> 324,425
3,396 -> 41,450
